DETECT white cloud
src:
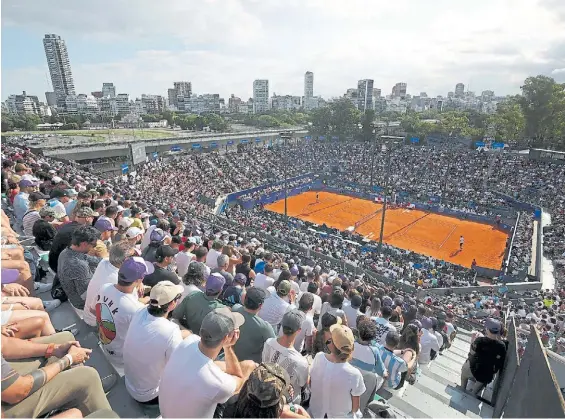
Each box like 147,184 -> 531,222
552,68 -> 565,74
2,0 -> 565,101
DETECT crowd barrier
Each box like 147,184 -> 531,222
492,319 -> 565,417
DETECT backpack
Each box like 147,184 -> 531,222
50,274 -> 68,302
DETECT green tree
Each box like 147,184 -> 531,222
1,114 -> 14,132
488,100 -> 526,143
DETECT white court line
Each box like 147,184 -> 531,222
439,225 -> 457,249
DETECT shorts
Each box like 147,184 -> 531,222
1,304 -> 14,325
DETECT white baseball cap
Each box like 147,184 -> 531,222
126,227 -> 143,238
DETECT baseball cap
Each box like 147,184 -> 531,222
39,206 -> 60,218
290,266 -> 299,276
277,280 -> 291,296
149,280 -> 184,307
186,261 -> 206,278
485,318 -> 502,334
94,218 -> 118,232
19,179 -> 38,188
234,273 -> 247,285
65,189 -> 78,196
206,273 -> 226,294
118,217 -> 134,229
155,209 -> 165,216
281,310 -> 305,334
199,307 -> 245,344
245,363 -> 291,408
245,287 -> 268,308
28,191 -> 49,202
76,207 -> 99,218
421,317 -> 433,329
126,227 -> 143,238
118,257 -> 155,282
150,228 -> 166,242
156,245 -> 179,259
382,296 -> 393,307
330,324 -> 355,354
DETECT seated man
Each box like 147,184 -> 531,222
124,281 -> 191,404
1,331 -> 111,418
376,330 -> 416,390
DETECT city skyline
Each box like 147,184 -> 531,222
2,0 -> 565,102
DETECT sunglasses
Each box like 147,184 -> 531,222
325,339 -> 332,346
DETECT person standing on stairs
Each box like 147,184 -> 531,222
460,318 -> 507,395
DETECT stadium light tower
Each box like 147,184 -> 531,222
280,131 -> 293,224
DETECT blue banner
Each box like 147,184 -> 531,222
255,137 -> 261,143
475,141 -> 485,147
170,145 -> 181,152
410,137 -> 420,144
319,136 -> 326,140
429,196 -> 440,203
227,140 -> 234,145
121,164 -> 129,174
241,139 -> 249,144
152,152 -> 158,159
304,136 -> 312,140
492,142 -> 505,149
192,143 -> 201,149
331,136 -> 339,140
210,142 -> 218,148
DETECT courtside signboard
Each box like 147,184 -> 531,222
121,163 -> 129,174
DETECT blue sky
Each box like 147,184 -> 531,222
2,0 -> 564,102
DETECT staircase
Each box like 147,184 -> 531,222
379,328 -> 494,418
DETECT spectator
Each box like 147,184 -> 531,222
309,324 -> 366,418
84,241 -> 133,327
377,330 -> 415,390
194,245 -> 212,277
235,252 -> 256,286
351,316 -> 388,390
344,294 -> 363,330
259,280 -> 296,331
141,228 -> 168,263
373,305 -> 397,345
319,287 -> 348,326
291,293 -> 316,354
21,191 -> 49,237
460,318 -> 507,395
180,261 -> 206,298
57,226 -> 102,311
1,332 -> 111,417
143,245 -> 181,287
212,254 -> 235,285
159,308 -> 256,418
227,285 -> 273,363
124,281 -> 190,404
95,257 -> 153,366
206,240 -> 224,269
173,273 -> 226,333
222,273 -> 246,307
262,310 -> 309,403
419,317 -> 441,365
175,238 -> 196,278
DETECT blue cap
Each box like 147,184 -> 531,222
118,257 -> 155,282
150,228 -> 166,242
206,273 -> 226,293
94,218 -> 118,232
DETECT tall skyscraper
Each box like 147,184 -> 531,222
168,81 -> 192,109
392,82 -> 407,99
43,34 -> 75,106
357,79 -> 374,112
253,79 -> 269,113
455,83 -> 465,98
102,83 -> 116,98
304,71 -> 314,98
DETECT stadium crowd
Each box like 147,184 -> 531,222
1,139 -> 564,418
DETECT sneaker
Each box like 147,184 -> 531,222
44,299 -> 62,312
34,282 -> 53,293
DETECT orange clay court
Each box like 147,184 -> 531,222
265,191 -> 508,269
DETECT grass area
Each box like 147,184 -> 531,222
2,128 -> 177,140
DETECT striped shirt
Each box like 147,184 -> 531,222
375,344 -> 408,389
22,210 -> 40,237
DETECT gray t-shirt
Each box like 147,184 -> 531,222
233,306 -> 276,363
1,356 -> 19,392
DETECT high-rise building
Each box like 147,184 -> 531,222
357,79 -> 374,112
5,91 -> 41,115
228,94 -> 242,113
304,71 -> 314,98
45,92 -> 57,107
272,95 -> 302,111
168,81 -> 192,109
373,88 -> 382,98
43,34 -> 75,106
392,82 -> 407,99
455,83 -> 465,98
253,79 -> 269,113
102,83 -> 116,98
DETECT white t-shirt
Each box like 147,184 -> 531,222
373,317 -> 397,345
312,293 -> 322,316
96,283 -> 144,365
299,281 -> 310,293
309,352 -> 366,418
124,308 -> 183,402
159,335 -> 237,418
253,273 -> 274,290
262,338 -> 309,398
205,248 -> 222,269
258,293 -> 292,327
141,224 -> 157,250
84,260 -> 119,327
175,251 -> 195,278
419,329 -> 441,365
343,304 -> 361,330
278,313 -> 315,353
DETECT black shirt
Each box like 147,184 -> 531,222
469,337 -> 507,383
143,265 -> 181,287
235,263 -> 252,286
48,221 -> 81,272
